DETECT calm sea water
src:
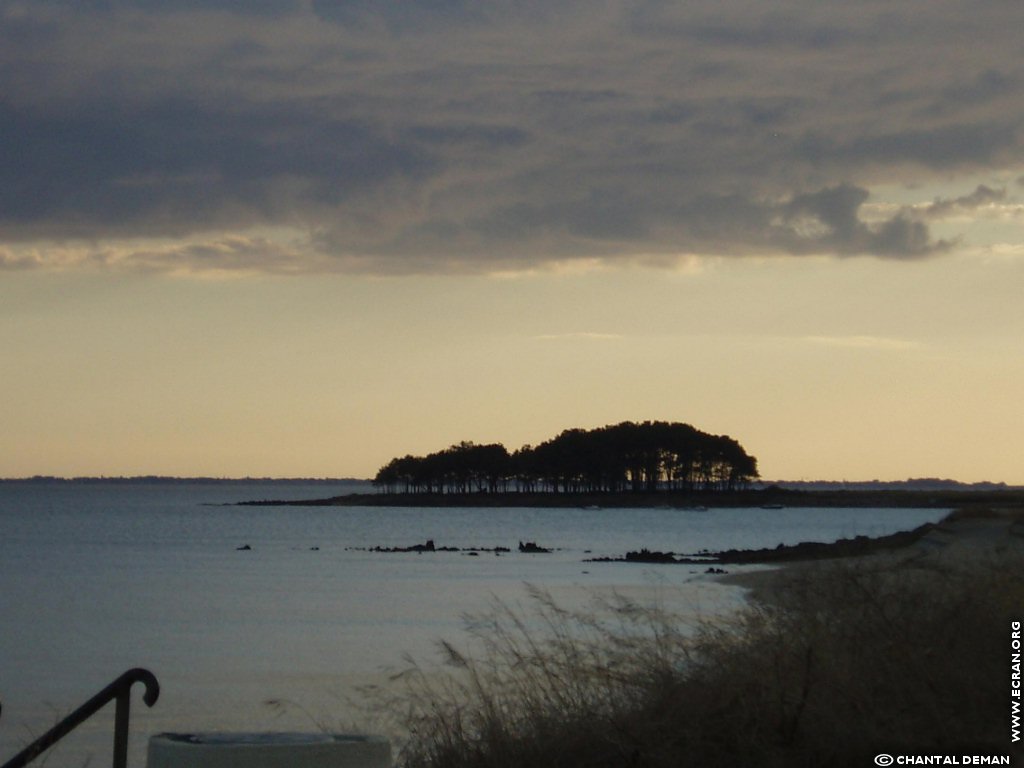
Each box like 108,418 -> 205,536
0,483 -> 948,767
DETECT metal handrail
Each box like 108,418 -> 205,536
0,668 -> 159,768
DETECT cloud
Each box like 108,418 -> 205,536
776,185 -> 942,257
802,335 -> 920,352
0,246 -> 42,270
0,235 -> 320,275
1,0 -> 1021,274
920,185 -> 1007,218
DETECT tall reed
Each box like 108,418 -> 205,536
367,548 -> 1023,767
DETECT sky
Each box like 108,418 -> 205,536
2,0 -> 1023,483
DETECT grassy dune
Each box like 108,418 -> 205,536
368,511 -> 1024,767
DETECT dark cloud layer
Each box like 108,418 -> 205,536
1,0 -> 1022,273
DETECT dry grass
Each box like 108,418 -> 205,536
366,550 -> 1024,768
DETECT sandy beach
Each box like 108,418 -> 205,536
719,505 -> 1024,597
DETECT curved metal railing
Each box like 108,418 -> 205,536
0,668 -> 159,768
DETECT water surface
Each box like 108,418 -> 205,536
0,483 -> 947,767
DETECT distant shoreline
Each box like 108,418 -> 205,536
238,487 -> 1024,509
5,478 -> 1024,511
0,476 -> 367,485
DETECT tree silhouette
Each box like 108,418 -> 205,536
372,421 -> 758,495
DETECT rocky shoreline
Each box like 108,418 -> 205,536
588,521 -> 939,565
337,508 -> 1024,567
344,539 -> 555,554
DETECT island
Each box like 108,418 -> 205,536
233,420 -> 1024,510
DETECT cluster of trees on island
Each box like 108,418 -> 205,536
373,421 -> 759,495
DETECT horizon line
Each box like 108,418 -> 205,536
1,475 -> 1021,489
